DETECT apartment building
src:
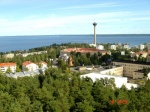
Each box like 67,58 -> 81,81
110,45 -> 116,50
22,61 -> 39,71
60,48 -> 111,56
0,63 -> 16,73
113,61 -> 150,79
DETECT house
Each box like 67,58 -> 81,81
0,62 -> 16,73
22,61 -> 39,71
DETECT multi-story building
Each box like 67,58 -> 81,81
113,61 -> 150,79
123,44 -> 130,50
131,51 -> 148,58
146,44 -> 150,50
22,61 -> 39,71
60,48 -> 111,57
0,63 -> 16,73
110,45 -> 116,50
139,44 -> 145,50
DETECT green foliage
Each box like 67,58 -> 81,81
0,69 -> 150,111
6,67 -> 12,73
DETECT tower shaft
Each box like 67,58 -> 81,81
93,22 -> 97,45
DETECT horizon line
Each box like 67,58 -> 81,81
0,33 -> 150,37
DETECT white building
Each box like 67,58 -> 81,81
22,61 -> 39,71
80,73 -> 138,90
0,63 -> 16,73
110,45 -> 116,50
96,45 -> 104,50
4,53 -> 14,58
121,51 -> 125,55
146,44 -> 150,50
123,44 -> 130,49
139,44 -> 145,50
38,61 -> 48,69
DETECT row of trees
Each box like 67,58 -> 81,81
1,68 -> 150,111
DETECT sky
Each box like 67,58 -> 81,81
0,0 -> 150,36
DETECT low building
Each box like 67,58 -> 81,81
0,62 -> 16,73
80,73 -> 138,89
22,61 -> 39,71
113,61 -> 150,78
3,53 -> 14,58
6,70 -> 40,79
16,51 -> 47,57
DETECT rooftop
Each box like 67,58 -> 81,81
113,61 -> 150,65
0,63 -> 16,67
22,61 -> 34,66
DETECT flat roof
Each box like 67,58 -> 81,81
113,61 -> 150,65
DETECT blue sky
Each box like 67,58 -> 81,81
0,0 -> 150,36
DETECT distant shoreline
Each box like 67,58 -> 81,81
0,34 -> 150,37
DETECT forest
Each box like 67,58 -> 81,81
1,67 -> 150,112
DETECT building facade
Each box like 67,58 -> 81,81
110,45 -> 116,50
113,61 -> 150,79
22,61 -> 39,71
0,63 -> 16,73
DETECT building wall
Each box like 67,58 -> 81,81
4,53 -> 14,58
0,65 -> 16,73
147,57 -> 150,62
23,63 -> 39,71
133,72 -> 144,79
110,45 -> 116,50
100,66 -> 123,76
139,44 -> 145,50
113,62 -> 150,78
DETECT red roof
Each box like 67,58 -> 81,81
135,52 -> 147,55
62,48 -> 99,53
41,61 -> 47,65
22,61 -> 33,66
0,63 -> 16,67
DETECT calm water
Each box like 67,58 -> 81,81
0,34 -> 149,52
